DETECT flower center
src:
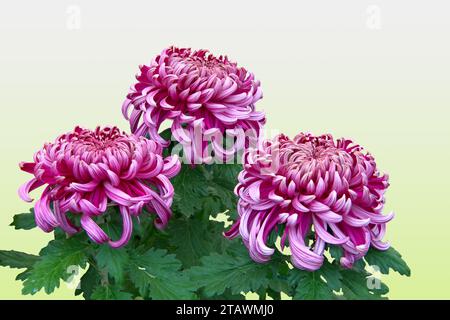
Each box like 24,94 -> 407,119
189,57 -> 229,78
279,140 -> 353,181
67,127 -> 132,164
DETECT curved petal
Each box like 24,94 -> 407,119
315,210 -> 343,223
224,219 -> 240,239
149,192 -> 172,229
313,217 -> 349,244
53,200 -> 78,234
34,190 -> 58,232
80,214 -> 109,244
161,155 -> 181,179
70,180 -> 99,193
109,206 -> 133,248
104,182 -> 133,206
288,225 -> 324,271
18,178 -> 44,202
352,205 -> 394,224
248,215 -> 271,263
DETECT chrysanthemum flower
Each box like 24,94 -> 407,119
225,133 -> 393,270
18,126 -> 180,248
122,46 -> 265,164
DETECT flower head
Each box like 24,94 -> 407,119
18,126 -> 180,248
122,46 -> 265,164
225,133 -> 393,270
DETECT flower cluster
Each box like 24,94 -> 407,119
225,133 -> 393,270
17,47 -> 397,275
122,46 -> 265,164
19,126 -> 180,247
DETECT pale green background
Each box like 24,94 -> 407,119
1,0 -> 449,299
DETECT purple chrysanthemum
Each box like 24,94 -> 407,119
122,46 -> 265,164
18,126 -> 180,248
225,133 -> 393,270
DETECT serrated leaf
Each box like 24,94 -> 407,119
0,250 -> 39,269
21,239 -> 88,295
168,219 -> 213,268
128,249 -> 195,300
288,260 -> 343,300
188,243 -> 273,297
329,245 -> 343,262
168,217 -> 228,268
210,163 -> 242,189
202,197 -> 224,218
91,285 -> 133,300
353,259 -> 367,272
207,163 -> 241,214
95,246 -> 129,283
16,269 -> 32,281
171,163 -> 241,218
340,269 -> 388,300
319,261 -> 343,291
172,165 -> 209,217
291,271 -> 334,300
10,210 -> 37,230
201,288 -> 246,300
268,277 -> 290,296
364,247 -> 411,276
75,265 -> 101,299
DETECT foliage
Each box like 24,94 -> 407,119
2,134 -> 410,300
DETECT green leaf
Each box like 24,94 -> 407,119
0,250 -> 39,269
172,165 -> 209,217
188,243 -> 274,297
200,288 -> 246,300
91,285 -> 133,300
168,217 -> 228,268
288,260 -> 343,300
340,269 -> 388,300
171,163 -> 241,218
207,163 -> 241,215
128,249 -> 195,300
95,245 -> 129,283
16,269 -> 32,281
268,277 -> 291,297
290,271 -> 334,300
129,215 -> 171,251
21,238 -> 88,295
202,197 -> 225,218
364,247 -> 411,276
10,210 -> 36,230
329,245 -> 343,262
353,259 -> 367,272
75,265 -> 101,299
319,261 -> 343,291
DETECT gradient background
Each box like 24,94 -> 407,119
1,0 -> 449,299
